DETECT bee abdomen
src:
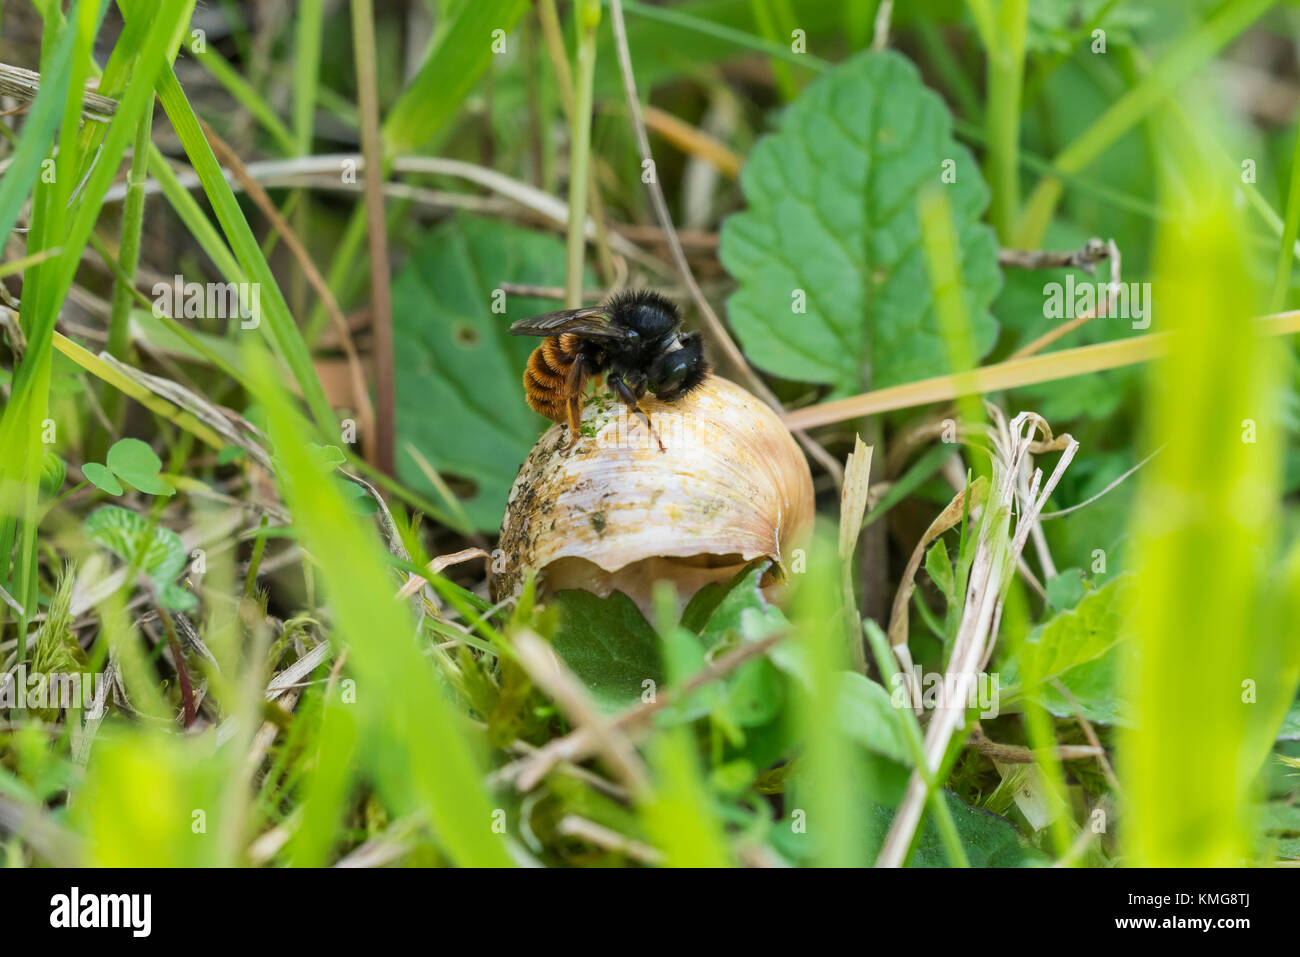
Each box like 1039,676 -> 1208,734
523,334 -> 582,423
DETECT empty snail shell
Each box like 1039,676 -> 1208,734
492,375 -> 815,617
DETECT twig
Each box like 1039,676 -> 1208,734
334,813 -> 425,868
511,628 -> 649,795
998,237 -> 1110,274
566,1 -> 602,307
506,629 -> 788,790
95,353 -> 274,472
968,727 -> 1102,763
100,153 -> 662,271
0,795 -> 81,865
1049,678 -> 1121,792
155,606 -> 196,727
498,282 -> 603,301
0,63 -> 117,120
1038,445 -> 1163,520
782,310 -> 1300,430
839,437 -> 873,673
556,815 -> 664,864
351,0 -> 396,475
877,411 -> 1079,867
641,104 -> 741,178
394,547 -> 490,601
502,738 -> 628,801
1010,239 -> 1122,358
872,0 -> 895,50
0,582 -> 24,617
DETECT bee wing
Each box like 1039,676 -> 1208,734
509,307 -> 632,341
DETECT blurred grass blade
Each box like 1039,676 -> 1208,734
1121,115 -> 1285,866
0,0 -> 81,242
192,43 -> 295,155
251,348 -> 513,867
983,0 -> 1027,240
790,525 -> 867,866
382,0 -> 530,156
1014,0 -> 1273,247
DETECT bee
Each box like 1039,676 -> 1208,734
510,289 -> 709,451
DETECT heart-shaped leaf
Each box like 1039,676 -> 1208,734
106,437 -> 162,476
549,589 -> 664,713
81,462 -> 123,496
85,437 -> 176,497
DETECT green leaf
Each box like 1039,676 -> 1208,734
1044,567 -> 1087,611
1026,0 -> 1149,54
773,784 -> 1049,867
1035,642 -> 1132,726
695,560 -> 785,648
112,470 -> 176,497
884,791 -> 1051,868
1275,699 -> 1300,742
81,463 -> 123,496
549,590 -> 664,713
1002,574 -> 1135,722
311,444 -> 347,469
39,453 -> 66,498
106,437 -> 163,476
84,505 -> 194,610
391,215 -> 592,530
678,562 -> 789,732
89,437 -> 176,496
720,50 -> 1001,394
216,444 -> 245,466
835,671 -> 910,766
924,539 -> 955,601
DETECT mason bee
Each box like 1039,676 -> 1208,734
510,289 -> 709,450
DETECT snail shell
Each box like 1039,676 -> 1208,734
492,375 -> 815,617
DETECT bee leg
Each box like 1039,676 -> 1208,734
608,374 -> 666,453
563,394 -> 583,449
560,356 -> 592,450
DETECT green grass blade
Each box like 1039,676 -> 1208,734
153,63 -> 335,435
1271,115 -> 1300,311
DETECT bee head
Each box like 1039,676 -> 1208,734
648,332 -> 708,401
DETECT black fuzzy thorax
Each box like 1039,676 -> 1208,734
597,289 -> 682,368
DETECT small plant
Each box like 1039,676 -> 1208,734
81,437 -> 175,497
